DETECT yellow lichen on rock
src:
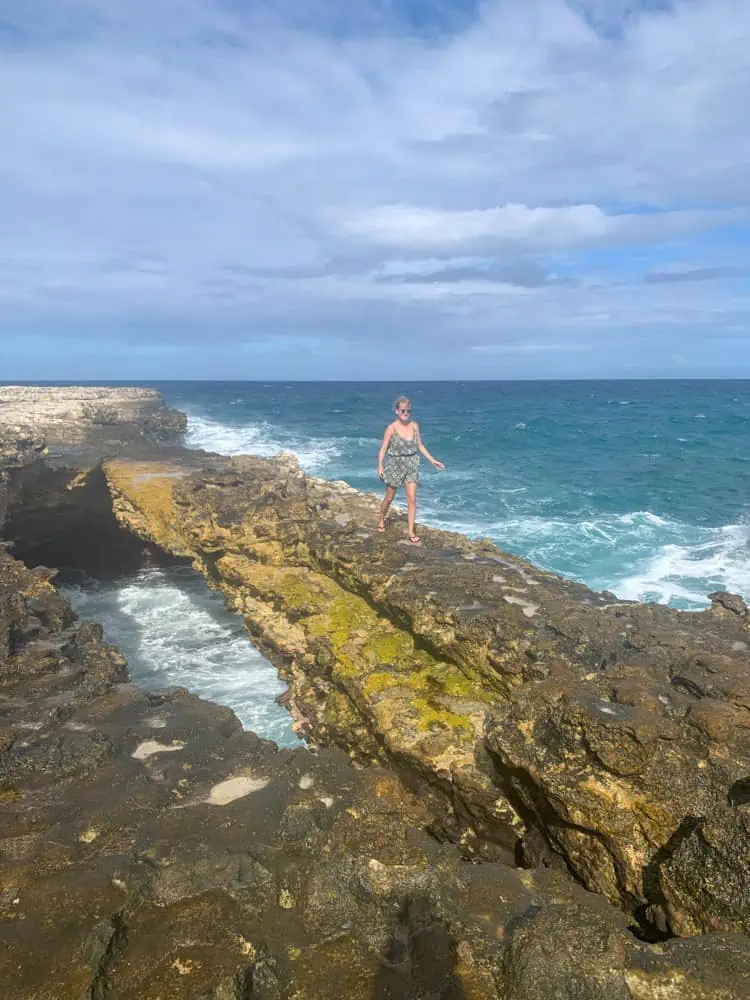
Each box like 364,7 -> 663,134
412,698 -> 473,734
213,556 -> 489,747
99,454 -> 524,849
105,463 -> 491,757
104,460 -> 191,554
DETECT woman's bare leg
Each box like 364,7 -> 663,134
405,481 -> 419,540
378,486 -> 397,530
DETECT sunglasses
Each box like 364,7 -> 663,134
398,408 -> 411,414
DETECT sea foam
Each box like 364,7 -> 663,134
424,507 -> 750,610
177,393 -> 750,612
65,567 -> 298,746
612,521 -> 750,608
185,413 -> 341,472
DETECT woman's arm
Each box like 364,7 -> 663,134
377,424 -> 394,478
415,424 -> 445,470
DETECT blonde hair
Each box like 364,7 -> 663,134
394,396 -> 411,410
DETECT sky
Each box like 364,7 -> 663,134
1,0 -> 750,380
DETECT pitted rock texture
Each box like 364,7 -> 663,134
0,385 -> 185,446
101,452 -> 750,940
6,552 -> 747,998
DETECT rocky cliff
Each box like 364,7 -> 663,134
3,504 -> 750,999
0,425 -> 47,529
101,452 -> 750,945
4,400 -> 750,998
0,385 -> 186,447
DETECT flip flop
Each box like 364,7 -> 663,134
408,535 -> 421,545
376,525 -> 386,533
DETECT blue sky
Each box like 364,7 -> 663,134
1,0 -> 749,379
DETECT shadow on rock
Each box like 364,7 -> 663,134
373,897 -> 467,1000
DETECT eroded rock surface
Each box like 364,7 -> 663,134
3,388 -> 750,996
5,551 -> 745,998
99,453 -> 750,943
0,386 -> 185,447
0,426 -> 47,531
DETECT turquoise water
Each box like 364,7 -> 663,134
64,566 -> 297,745
160,380 -> 750,611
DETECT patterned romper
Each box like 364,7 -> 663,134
383,426 -> 420,488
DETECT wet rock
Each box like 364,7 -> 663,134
708,591 -> 748,617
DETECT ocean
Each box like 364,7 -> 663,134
64,380 -> 750,744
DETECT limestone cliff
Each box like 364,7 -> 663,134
101,452 -> 750,943
0,385 -> 186,446
0,425 -> 47,530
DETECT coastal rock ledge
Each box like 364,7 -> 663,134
100,453 -> 750,941
0,385 -> 186,447
3,393 -> 750,998
4,549 -> 748,1000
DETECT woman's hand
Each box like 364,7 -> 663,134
377,466 -> 385,480
432,460 -> 445,471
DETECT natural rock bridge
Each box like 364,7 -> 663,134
2,387 -> 750,998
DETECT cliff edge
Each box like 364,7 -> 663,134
6,436 -> 750,998
102,451 -> 750,943
3,394 -> 750,997
0,385 -> 186,447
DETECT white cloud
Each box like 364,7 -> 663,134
340,203 -> 750,252
0,0 -> 749,373
340,203 -> 611,249
469,342 -> 591,353
375,257 -> 491,277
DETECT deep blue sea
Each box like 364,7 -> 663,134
58,379 -> 750,745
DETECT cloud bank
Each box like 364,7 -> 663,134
1,0 -> 749,377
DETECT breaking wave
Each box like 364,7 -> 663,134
65,567 -> 299,746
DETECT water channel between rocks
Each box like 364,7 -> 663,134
63,565 -> 300,748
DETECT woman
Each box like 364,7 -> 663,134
377,396 -> 444,545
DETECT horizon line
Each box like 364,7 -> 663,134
4,376 -> 750,385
